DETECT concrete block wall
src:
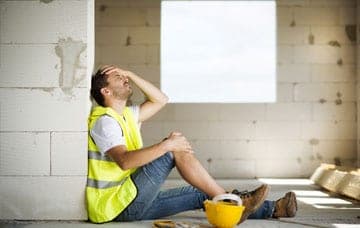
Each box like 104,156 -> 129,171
0,0 -> 94,220
358,0 -> 360,168
95,0 -> 358,178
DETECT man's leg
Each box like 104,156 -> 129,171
172,151 -> 226,198
140,185 -> 209,220
114,152 -> 175,221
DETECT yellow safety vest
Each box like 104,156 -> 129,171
86,106 -> 143,223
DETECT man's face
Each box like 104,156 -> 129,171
105,71 -> 133,100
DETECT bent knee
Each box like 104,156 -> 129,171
172,151 -> 195,163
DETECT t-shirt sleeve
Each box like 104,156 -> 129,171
129,105 -> 140,123
90,115 -> 125,154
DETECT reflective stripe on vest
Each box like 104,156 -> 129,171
88,150 -> 113,162
87,177 -> 128,189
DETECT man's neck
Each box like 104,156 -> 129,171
107,99 -> 127,115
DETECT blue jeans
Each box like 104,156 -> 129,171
114,152 -> 275,221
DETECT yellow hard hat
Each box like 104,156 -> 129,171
204,194 -> 245,228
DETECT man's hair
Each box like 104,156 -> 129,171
90,69 -> 109,106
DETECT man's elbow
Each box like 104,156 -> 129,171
159,95 -> 169,106
117,159 -> 131,171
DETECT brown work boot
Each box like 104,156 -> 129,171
232,184 -> 270,224
273,191 -> 298,218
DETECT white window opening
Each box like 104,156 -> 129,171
161,0 -> 276,103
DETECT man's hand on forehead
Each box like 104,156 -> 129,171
100,65 -> 126,76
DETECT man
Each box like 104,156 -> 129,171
86,65 -> 297,224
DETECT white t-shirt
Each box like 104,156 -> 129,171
90,106 -> 140,154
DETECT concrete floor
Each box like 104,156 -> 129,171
0,179 -> 359,228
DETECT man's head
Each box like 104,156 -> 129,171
90,66 -> 133,106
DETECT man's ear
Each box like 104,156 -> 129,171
100,87 -> 111,96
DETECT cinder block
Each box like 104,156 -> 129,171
278,26 -> 309,45
129,0 -> 160,8
294,82 -> 356,102
146,8 -> 160,26
0,132 -> 50,175
210,159 -> 256,178
0,176 -> 87,219
301,121 -> 355,140
100,8 -> 147,26
266,140 -> 312,159
95,27 -> 128,45
277,0 -> 310,6
337,121 -> 356,140
95,0 -> 128,8
310,0 -> 356,7
255,159 -> 302,177
294,45 -> 338,64
192,139 -> 222,159
141,121 -> 165,140
143,104 -> 175,122
208,121 -> 256,140
294,7 -> 339,26
340,45 -> 356,64
218,140 -> 249,159
311,64 -> 355,82
340,7 -> 356,25
247,140 -> 268,159
128,27 -> 160,44
127,64 -> 160,83
278,45 -> 294,64
0,88 -> 89,131
51,132 -> 87,176
277,7 -> 293,26
277,83 -> 294,102
219,104 -> 265,121
163,121 -> 210,140
266,103 -> 311,121
313,140 -> 356,160
100,45 -> 147,64
146,45 -> 159,64
174,104 -> 219,121
278,64 -> 311,82
311,26 -> 355,45
312,102 -> 356,121
255,121 -> 301,140
0,45 -> 59,87
0,0 -> 87,43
